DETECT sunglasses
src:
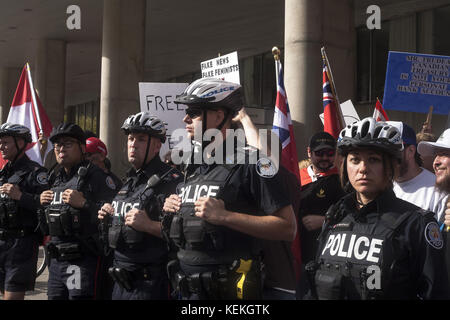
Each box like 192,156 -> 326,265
314,149 -> 335,157
185,108 -> 203,119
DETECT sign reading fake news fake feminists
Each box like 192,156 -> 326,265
383,51 -> 450,115
200,51 -> 240,84
138,82 -> 189,161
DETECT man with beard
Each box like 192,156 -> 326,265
296,131 -> 345,299
419,128 -> 450,284
418,128 -> 450,225
390,122 -> 448,221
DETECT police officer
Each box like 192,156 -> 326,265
162,77 -> 296,300
308,117 -> 449,300
0,123 -> 48,300
97,112 -> 182,300
39,123 -> 117,300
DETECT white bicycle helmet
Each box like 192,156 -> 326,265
0,123 -> 32,143
337,117 -> 403,158
121,112 -> 167,143
174,77 -> 243,117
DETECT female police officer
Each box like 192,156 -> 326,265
309,117 -> 449,300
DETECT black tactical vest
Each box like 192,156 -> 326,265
46,168 -> 97,238
109,179 -> 152,249
314,210 -> 414,300
170,163 -> 260,266
0,169 -> 30,230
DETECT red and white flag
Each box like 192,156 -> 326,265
7,64 -> 53,166
373,99 -> 390,122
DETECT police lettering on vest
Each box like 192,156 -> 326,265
112,200 -> 140,217
321,232 -> 383,264
179,184 -> 220,203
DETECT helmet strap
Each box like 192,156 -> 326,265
11,136 -> 26,164
139,135 -> 152,172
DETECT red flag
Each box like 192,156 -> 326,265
7,64 -> 53,165
271,59 -> 302,281
373,99 -> 390,122
322,61 -> 344,139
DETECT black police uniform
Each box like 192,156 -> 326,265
45,160 -> 117,300
166,144 -> 291,300
309,189 -> 450,300
107,156 -> 182,300
0,155 -> 48,292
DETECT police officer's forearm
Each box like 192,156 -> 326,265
220,206 -> 296,241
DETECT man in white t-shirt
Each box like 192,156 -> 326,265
389,121 -> 448,221
418,128 -> 450,226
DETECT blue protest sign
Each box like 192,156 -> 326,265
383,51 -> 450,115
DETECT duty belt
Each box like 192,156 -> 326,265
108,265 -> 163,292
167,259 -> 263,300
0,227 -> 35,240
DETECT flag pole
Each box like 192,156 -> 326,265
272,46 -> 281,84
321,47 -> 345,129
25,63 -> 43,135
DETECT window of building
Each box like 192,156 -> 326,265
356,22 -> 390,103
434,5 -> 450,56
65,99 -> 100,135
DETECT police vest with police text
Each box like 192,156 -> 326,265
315,210 -> 414,300
47,170 -> 97,238
170,163 -> 261,266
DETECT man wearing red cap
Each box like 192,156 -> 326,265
85,137 -> 122,192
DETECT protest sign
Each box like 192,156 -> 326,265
138,82 -> 189,160
200,51 -> 240,84
383,51 -> 450,115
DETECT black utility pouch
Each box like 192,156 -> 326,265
46,209 -> 65,236
315,269 -> 344,300
55,242 -> 82,261
169,215 -> 184,248
108,224 -> 121,249
5,200 -> 20,229
122,226 -> 144,246
182,215 -> 207,250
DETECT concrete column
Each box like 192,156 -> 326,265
0,68 -> 8,123
100,0 -> 146,177
33,39 -> 67,126
0,67 -> 21,123
284,0 -> 324,161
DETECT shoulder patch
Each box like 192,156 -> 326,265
36,172 -> 48,185
106,176 -> 116,190
255,157 -> 277,178
424,221 -> 443,250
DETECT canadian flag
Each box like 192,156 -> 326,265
373,99 -> 390,122
6,64 -> 53,166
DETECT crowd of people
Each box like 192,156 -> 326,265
0,77 -> 449,300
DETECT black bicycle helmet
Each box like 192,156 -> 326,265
49,123 -> 86,144
0,123 -> 32,143
121,112 -> 166,143
174,77 -> 243,117
337,117 -> 403,158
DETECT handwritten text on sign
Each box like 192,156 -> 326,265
138,82 -> 190,158
383,51 -> 450,115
